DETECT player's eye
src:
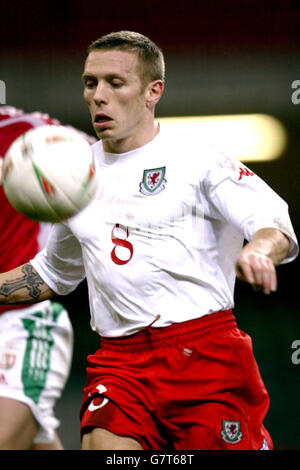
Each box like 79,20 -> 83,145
110,80 -> 123,88
84,78 -> 97,89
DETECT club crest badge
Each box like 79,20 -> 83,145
139,167 -> 167,196
0,352 -> 16,369
221,420 -> 243,444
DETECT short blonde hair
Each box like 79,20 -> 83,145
87,31 -> 165,86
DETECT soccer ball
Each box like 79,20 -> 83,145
2,125 -> 98,222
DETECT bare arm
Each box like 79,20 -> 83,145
235,228 -> 290,294
0,263 -> 56,305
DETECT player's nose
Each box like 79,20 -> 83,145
93,81 -> 108,105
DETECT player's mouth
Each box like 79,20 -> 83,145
94,113 -> 113,129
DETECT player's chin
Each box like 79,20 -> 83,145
93,126 -> 114,140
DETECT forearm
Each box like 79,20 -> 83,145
0,263 -> 56,305
244,228 -> 290,265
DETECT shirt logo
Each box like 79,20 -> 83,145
139,167 -> 167,195
238,166 -> 254,181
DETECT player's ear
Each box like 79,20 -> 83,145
145,80 -> 164,110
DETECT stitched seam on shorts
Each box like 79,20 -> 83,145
226,330 -> 249,397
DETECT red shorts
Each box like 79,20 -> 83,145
80,310 -> 273,450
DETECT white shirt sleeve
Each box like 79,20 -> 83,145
30,222 -> 86,295
202,149 -> 299,264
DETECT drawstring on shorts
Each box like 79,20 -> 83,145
145,314 -> 193,356
99,310 -> 236,355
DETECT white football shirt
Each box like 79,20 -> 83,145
31,125 -> 299,337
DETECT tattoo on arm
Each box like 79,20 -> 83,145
0,264 -> 45,301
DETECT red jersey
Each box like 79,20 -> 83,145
0,106 -> 96,314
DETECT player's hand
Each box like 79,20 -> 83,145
235,250 -> 277,295
235,228 -> 290,295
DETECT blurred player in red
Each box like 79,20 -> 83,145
0,105 -> 95,449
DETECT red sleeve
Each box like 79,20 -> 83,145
0,113 -> 48,314
0,121 -> 35,158
0,110 -> 62,158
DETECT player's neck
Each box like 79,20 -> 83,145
102,120 -> 160,154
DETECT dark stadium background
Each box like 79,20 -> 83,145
1,0 -> 299,450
